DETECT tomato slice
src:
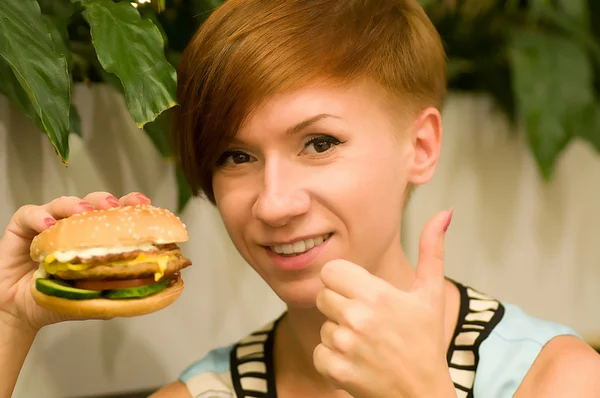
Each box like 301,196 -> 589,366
73,277 -> 157,291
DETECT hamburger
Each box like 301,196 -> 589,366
29,204 -> 192,318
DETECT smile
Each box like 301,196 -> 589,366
269,233 -> 333,257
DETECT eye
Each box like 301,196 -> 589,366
216,151 -> 255,167
302,135 -> 342,155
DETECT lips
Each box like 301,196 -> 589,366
269,233 -> 332,256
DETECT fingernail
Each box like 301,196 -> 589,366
106,195 -> 119,207
79,201 -> 94,211
443,209 -> 454,233
44,218 -> 57,227
135,193 -> 150,202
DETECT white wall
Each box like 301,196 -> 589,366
405,94 -> 600,344
1,86 -> 598,397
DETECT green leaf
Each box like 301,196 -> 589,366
508,31 -> 596,178
574,103 -> 600,153
44,15 -> 72,71
70,104 -> 83,137
555,0 -> 589,29
0,59 -> 43,131
175,165 -> 193,213
447,58 -> 474,81
79,0 -> 177,128
37,0 -> 80,21
143,107 -> 174,158
0,0 -> 71,161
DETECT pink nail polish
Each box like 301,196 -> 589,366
106,195 -> 119,206
44,218 -> 57,227
136,193 -> 150,202
79,201 -> 94,211
443,209 -> 454,232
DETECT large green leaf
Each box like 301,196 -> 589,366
44,14 -> 83,137
37,0 -> 80,21
0,0 -> 71,161
0,15 -> 81,138
0,60 -> 44,131
555,0 -> 589,29
574,103 -> 600,153
79,0 -> 177,127
143,107 -> 174,159
508,31 -> 596,178
175,165 -> 193,213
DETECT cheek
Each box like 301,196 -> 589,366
214,179 -> 256,249
317,148 -> 408,256
321,147 -> 409,211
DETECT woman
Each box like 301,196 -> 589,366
1,0 -> 599,397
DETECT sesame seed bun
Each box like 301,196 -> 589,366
29,204 -> 191,318
30,204 -> 188,262
30,274 -> 185,318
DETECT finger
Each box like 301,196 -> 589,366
7,205 -> 59,239
42,196 -> 95,220
316,287 -> 350,324
313,343 -> 355,389
118,192 -> 151,207
415,209 -> 453,291
6,196 -> 91,240
321,259 -> 390,300
82,191 -> 120,209
320,320 -> 356,355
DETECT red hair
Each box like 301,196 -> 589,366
174,0 -> 446,204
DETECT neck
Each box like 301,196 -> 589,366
274,242 -> 419,393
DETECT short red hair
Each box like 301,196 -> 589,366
174,0 -> 447,204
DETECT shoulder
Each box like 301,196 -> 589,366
175,316 -> 282,398
471,298 -> 592,397
515,334 -> 600,397
177,344 -> 237,397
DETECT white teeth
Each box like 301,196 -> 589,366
292,240 -> 306,253
271,233 -> 331,256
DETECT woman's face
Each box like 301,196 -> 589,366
212,82 -> 441,308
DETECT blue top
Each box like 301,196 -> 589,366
179,281 -> 580,398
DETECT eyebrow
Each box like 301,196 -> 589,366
286,113 -> 340,136
229,113 -> 340,146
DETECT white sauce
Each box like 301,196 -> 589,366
51,243 -> 158,262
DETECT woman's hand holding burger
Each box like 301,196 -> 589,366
0,192 -> 157,331
0,192 -> 193,398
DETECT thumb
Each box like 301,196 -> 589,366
415,209 -> 453,290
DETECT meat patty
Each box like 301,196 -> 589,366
67,243 -> 180,264
53,250 -> 191,280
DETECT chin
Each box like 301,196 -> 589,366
269,275 -> 323,309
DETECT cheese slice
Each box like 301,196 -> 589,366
43,253 -> 174,281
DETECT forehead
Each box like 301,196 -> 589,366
238,81 -> 402,137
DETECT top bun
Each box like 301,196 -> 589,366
30,204 -> 188,262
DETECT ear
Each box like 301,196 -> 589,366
407,107 -> 443,186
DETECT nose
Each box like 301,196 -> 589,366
252,164 -> 310,227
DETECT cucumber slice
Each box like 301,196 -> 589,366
102,279 -> 170,299
36,278 -> 102,300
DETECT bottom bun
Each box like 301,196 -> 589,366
30,276 -> 184,319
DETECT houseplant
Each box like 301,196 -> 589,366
1,0 -> 599,212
